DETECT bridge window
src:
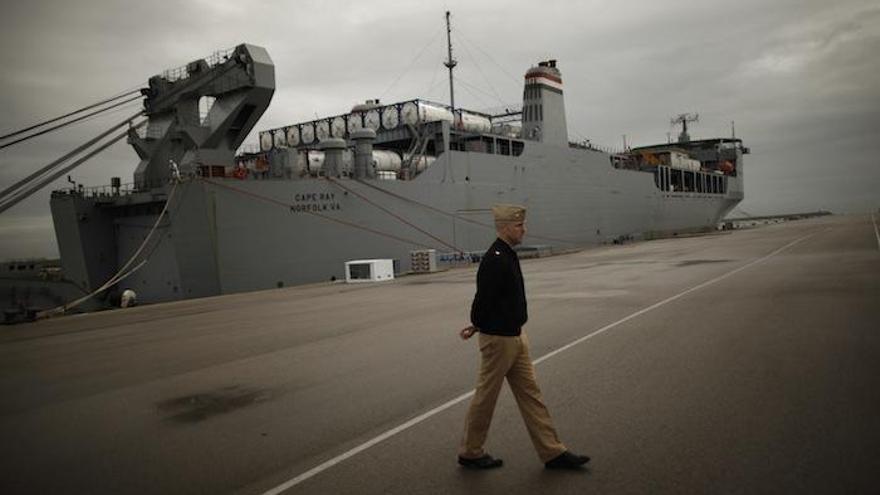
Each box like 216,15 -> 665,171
654,166 -> 727,194
456,136 -> 524,158
483,137 -> 495,153
512,141 -> 524,156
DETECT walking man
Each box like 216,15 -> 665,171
458,204 -> 590,470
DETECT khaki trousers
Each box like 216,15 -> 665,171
459,331 -> 567,462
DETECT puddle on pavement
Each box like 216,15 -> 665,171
157,385 -> 273,424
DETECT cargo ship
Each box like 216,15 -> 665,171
2,16 -> 746,311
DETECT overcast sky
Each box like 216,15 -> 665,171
1,0 -> 878,261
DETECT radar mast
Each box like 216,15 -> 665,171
671,113 -> 699,143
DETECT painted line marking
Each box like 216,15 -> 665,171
261,231 -> 820,495
261,389 -> 476,495
534,230 -> 819,365
872,212 -> 880,251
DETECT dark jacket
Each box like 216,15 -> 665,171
470,238 -> 528,336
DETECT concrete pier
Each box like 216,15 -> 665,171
1,214 -> 877,494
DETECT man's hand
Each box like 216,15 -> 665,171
459,325 -> 477,340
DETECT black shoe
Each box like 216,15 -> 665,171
545,451 -> 590,470
458,454 -> 504,469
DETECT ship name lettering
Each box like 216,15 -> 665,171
294,192 -> 336,202
289,202 -> 342,213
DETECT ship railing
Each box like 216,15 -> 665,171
205,48 -> 235,67
158,47 -> 235,83
569,140 -> 625,154
52,179 -> 170,199
160,66 -> 189,83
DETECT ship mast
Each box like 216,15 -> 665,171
444,11 -> 457,114
671,112 -> 699,143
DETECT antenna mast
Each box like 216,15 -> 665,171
671,112 -> 699,143
444,11 -> 457,114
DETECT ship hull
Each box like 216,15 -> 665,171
53,143 -> 741,303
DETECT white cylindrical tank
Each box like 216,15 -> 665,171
382,106 -> 399,129
456,112 -> 491,133
491,122 -> 522,138
351,100 -> 381,132
364,109 -> 381,130
300,124 -> 315,144
260,131 -> 273,151
331,116 -> 346,137
372,150 -> 402,171
273,130 -> 287,148
403,154 -> 437,173
401,101 -> 454,125
316,121 -> 330,141
349,113 -> 364,132
286,126 -> 300,146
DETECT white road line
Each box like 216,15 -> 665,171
261,390 -> 476,495
534,230 -> 818,365
872,212 -> 880,251
261,230 -> 820,495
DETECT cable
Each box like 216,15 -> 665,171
354,178 -> 580,245
37,180 -> 179,319
380,26 -> 445,100
456,30 -> 521,86
0,95 -> 143,150
0,126 -> 140,214
198,177 -> 438,249
0,112 -> 140,201
0,89 -> 141,142
424,57 -> 443,99
0,114 -> 145,213
111,183 -> 179,288
326,177 -> 461,252
454,77 -> 504,108
58,98 -> 144,129
455,33 -> 506,106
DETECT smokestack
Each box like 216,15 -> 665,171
521,60 -> 568,146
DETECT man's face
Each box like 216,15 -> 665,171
500,220 -> 527,246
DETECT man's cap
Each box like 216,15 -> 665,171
492,204 -> 527,223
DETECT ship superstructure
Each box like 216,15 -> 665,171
38,36 -> 745,306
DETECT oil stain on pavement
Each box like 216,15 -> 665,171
157,385 -> 273,424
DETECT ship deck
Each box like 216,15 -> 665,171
1,214 -> 878,494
